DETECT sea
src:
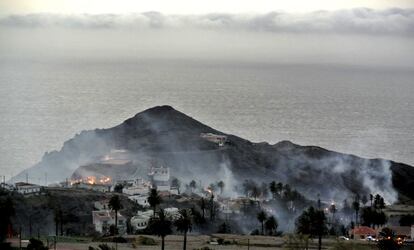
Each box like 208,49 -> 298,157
1,58 -> 413,180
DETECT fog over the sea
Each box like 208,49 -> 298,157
0,9 -> 413,180
1,9 -> 414,66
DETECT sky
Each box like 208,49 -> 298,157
1,0 -> 414,15
0,1 -> 413,68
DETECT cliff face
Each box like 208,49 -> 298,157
13,105 -> 414,202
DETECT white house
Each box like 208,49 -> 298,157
92,210 -> 126,235
122,178 -> 151,196
148,166 -> 170,191
130,207 -> 179,231
15,182 -> 41,195
130,210 -> 154,231
122,178 -> 151,207
200,133 -> 227,146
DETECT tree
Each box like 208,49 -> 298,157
374,194 -> 381,209
257,210 -> 267,235
0,196 -> 14,245
399,214 -> 414,226
171,178 -> 181,194
114,183 -> 124,193
269,181 -> 277,200
108,195 -> 123,235
217,181 -> 225,195
217,222 -> 231,233
260,182 -> 268,199
379,197 -> 386,211
189,180 -> 197,193
378,227 -> 398,250
209,194 -> 216,221
148,188 -> 162,216
251,185 -> 260,200
175,209 -> 193,250
329,203 -> 337,223
199,198 -> 206,220
352,196 -> 360,225
276,182 -> 284,196
295,206 -> 327,250
27,238 -> 48,250
361,195 -> 368,206
147,209 -> 172,250
369,194 -> 374,207
265,216 -> 278,235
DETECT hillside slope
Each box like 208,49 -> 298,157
13,105 -> 414,202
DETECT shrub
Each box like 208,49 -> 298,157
137,236 -> 157,245
27,238 -> 47,250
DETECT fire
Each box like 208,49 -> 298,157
70,176 -> 111,186
99,177 -> 111,184
86,176 -> 96,185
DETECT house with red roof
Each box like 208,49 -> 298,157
351,226 -> 377,240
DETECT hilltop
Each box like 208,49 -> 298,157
13,105 -> 414,203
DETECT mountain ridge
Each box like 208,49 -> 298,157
13,105 -> 414,203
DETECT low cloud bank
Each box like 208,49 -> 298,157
1,8 -> 413,36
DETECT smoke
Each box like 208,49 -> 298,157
1,8 -> 414,36
270,142 -> 398,205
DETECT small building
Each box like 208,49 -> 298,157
72,182 -> 111,192
200,133 -> 227,146
148,166 -> 170,191
92,210 -> 126,235
130,210 -> 154,231
122,178 -> 151,196
122,178 -> 152,207
351,226 -> 377,240
94,199 -> 111,211
15,182 -> 41,195
129,194 -> 150,207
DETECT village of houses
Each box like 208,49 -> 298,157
1,133 -> 414,249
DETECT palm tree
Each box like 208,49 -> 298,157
108,195 -> 123,235
147,209 -> 172,250
329,203 -> 337,223
175,209 -> 193,250
200,198 -> 206,220
257,210 -> 267,235
352,196 -> 360,226
217,181 -> 225,195
265,216 -> 278,235
276,182 -> 283,196
269,181 -> 277,199
189,180 -> 197,193
369,194 -> 374,207
148,188 -> 162,216
171,178 -> 181,194
251,185 -> 260,200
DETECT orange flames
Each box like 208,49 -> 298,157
70,176 -> 111,185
